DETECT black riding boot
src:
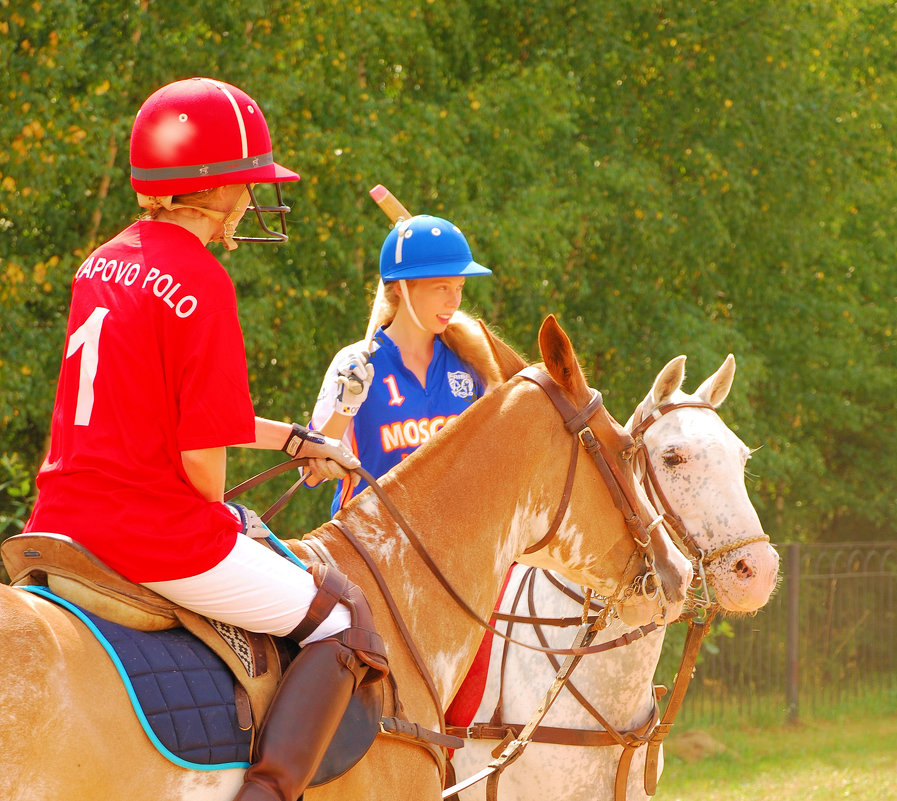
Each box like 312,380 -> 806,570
232,637 -> 369,801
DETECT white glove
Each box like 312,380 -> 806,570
225,503 -> 272,539
333,350 -> 374,416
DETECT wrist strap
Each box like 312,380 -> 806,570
282,423 -> 321,458
335,401 -> 362,417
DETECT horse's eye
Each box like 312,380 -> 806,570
662,450 -> 685,467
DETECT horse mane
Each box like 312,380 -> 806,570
440,310 -> 506,391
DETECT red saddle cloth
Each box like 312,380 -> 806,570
444,568 -> 514,728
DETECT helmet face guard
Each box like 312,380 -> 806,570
233,183 -> 290,244
130,77 -> 299,244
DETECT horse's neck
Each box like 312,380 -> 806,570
309,384 -> 562,700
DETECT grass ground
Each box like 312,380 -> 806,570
658,713 -> 897,801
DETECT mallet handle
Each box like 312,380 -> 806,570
369,184 -> 412,223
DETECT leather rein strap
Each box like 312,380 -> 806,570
517,366 -> 658,562
223,457 -> 311,524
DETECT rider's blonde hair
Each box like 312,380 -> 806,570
369,283 -> 503,392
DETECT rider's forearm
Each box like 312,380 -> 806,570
234,417 -> 293,451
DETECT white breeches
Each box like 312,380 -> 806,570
142,534 -> 351,645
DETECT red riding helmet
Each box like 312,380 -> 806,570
130,77 -> 300,243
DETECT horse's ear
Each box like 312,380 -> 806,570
476,319 -> 527,382
538,315 -> 590,403
695,353 -> 736,408
650,355 -> 687,407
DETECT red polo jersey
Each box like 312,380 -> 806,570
26,220 -> 256,581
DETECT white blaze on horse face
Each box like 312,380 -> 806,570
644,403 -> 778,612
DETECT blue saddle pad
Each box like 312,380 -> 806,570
24,585 -> 251,770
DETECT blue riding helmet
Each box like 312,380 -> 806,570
379,215 -> 492,282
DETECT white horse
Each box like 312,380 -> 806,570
449,354 -> 780,801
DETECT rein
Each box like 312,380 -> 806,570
330,363 -> 666,659
226,366 -> 680,794
223,457 -> 311,523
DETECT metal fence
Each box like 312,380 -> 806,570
675,541 -> 897,726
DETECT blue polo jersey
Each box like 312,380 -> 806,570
310,327 -> 485,516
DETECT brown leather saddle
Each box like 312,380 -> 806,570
1,531 -> 382,784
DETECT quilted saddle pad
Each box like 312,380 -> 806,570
24,585 -> 251,770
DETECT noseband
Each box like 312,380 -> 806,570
628,399 -> 770,612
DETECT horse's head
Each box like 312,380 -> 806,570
484,316 -> 692,628
627,354 -> 780,614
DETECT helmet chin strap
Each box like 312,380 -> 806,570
398,280 -> 428,332
137,187 -> 250,250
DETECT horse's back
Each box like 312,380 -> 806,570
0,584 -> 243,800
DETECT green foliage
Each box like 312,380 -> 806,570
2,0 -> 895,542
0,453 -> 34,537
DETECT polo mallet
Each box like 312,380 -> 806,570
365,184 -> 413,342
344,185 -> 414,396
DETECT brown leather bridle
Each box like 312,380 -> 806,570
516,366 -> 670,620
627,398 -> 771,612
226,366 -> 684,792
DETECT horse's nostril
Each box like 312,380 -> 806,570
734,558 -> 754,579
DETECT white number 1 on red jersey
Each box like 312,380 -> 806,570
65,306 -> 109,426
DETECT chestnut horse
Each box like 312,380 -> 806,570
450,353 -> 779,801
0,316 -> 691,801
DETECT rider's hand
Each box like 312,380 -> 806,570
332,350 -> 374,416
303,438 -> 362,488
288,429 -> 360,489
225,503 -> 272,539
304,456 -> 360,488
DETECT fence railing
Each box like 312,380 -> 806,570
674,541 -> 897,726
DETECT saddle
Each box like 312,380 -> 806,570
0,532 -> 382,782
2,532 -> 282,729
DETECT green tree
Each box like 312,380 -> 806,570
2,0 -> 895,544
